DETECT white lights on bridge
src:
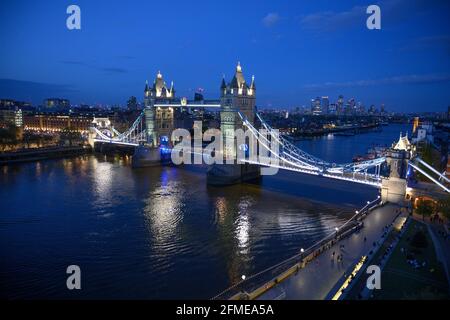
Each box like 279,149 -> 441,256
92,110 -> 387,188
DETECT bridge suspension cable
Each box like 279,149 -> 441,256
409,157 -> 450,193
91,110 -> 147,146
240,112 -> 385,187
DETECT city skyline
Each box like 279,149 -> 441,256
1,0 -> 450,112
1,1 -> 449,305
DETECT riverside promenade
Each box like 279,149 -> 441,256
0,146 -> 91,165
258,203 -> 401,300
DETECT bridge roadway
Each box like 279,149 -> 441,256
241,157 -> 381,187
257,203 -> 400,300
91,110 -> 385,187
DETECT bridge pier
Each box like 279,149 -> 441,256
132,145 -> 162,168
207,162 -> 261,185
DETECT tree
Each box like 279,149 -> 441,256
415,199 -> 434,221
436,196 -> 450,221
60,127 -> 81,146
23,131 -> 41,148
417,143 -> 439,182
0,124 -> 19,151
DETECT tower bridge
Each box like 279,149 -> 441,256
90,63 -> 449,202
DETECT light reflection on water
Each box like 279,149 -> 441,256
0,125 -> 409,298
143,179 -> 184,249
0,156 -> 358,299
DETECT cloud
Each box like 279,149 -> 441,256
0,79 -> 77,103
304,73 -> 450,89
262,13 -> 280,28
299,6 -> 365,32
299,0 -> 448,33
59,60 -> 128,74
100,67 -> 127,74
400,35 -> 450,55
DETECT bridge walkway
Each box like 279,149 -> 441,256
257,203 -> 400,300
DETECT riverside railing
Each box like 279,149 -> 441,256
211,196 -> 383,300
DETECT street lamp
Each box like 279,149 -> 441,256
241,275 -> 246,281
300,248 -> 305,253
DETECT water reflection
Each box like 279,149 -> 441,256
92,160 -> 114,202
143,171 -> 184,251
235,196 -> 254,254
0,151 -> 372,299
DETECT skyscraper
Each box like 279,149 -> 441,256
321,96 -> 329,115
337,95 -> 344,115
311,97 -> 322,115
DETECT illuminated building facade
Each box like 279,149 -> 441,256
0,107 -> 23,128
24,113 -> 93,133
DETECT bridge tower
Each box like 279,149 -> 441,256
207,63 -> 260,185
144,71 -> 176,146
381,133 -> 411,204
133,71 -> 176,167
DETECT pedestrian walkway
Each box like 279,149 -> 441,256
258,203 -> 401,300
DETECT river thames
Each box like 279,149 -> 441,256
0,124 -> 410,299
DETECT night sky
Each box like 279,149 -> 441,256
0,0 -> 449,112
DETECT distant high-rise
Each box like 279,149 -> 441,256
43,98 -> 70,110
311,97 -> 322,115
127,96 -> 139,110
328,103 -> 337,115
345,98 -> 355,115
321,96 -> 329,115
337,95 -> 344,114
357,102 -> 365,115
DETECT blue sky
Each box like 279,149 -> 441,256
0,0 -> 449,112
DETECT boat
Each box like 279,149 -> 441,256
352,145 -> 388,162
334,131 -> 355,137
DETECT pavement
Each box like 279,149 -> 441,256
258,203 -> 402,300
